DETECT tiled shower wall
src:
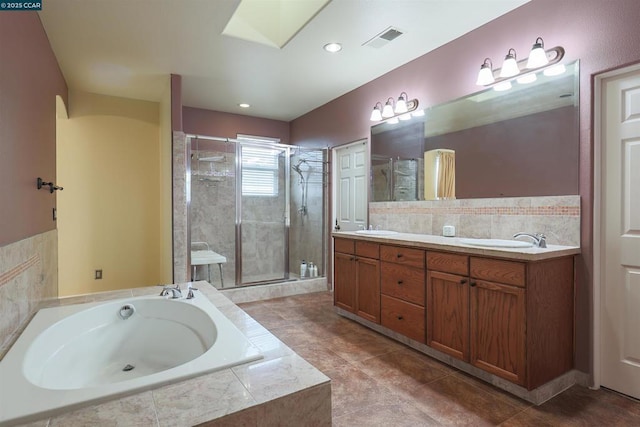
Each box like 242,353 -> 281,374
190,147 -> 236,285
370,195 -> 580,246
0,230 -> 58,353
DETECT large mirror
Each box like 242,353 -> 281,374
371,61 -> 579,201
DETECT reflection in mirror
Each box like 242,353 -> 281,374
371,60 -> 579,201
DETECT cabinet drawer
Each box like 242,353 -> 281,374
426,251 -> 469,275
470,257 -> 525,287
381,295 -> 425,343
356,241 -> 380,259
334,238 -> 354,254
380,245 -> 425,268
381,262 -> 425,306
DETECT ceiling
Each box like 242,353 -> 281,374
39,0 -> 529,122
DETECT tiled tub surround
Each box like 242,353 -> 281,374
1,282 -> 331,427
0,230 -> 58,354
369,195 -> 580,246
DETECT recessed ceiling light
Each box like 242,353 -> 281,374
238,103 -> 250,108
323,43 -> 342,53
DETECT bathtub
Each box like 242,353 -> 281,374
0,291 -> 262,425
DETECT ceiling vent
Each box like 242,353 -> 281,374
363,26 -> 404,49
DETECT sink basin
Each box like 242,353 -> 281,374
458,238 -> 533,248
355,230 -> 399,236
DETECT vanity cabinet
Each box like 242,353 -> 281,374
427,252 -> 572,389
426,252 -> 470,361
380,245 -> 426,343
334,235 -> 575,391
333,238 -> 380,323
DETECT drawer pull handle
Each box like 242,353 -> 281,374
397,315 -> 404,320
470,281 -> 477,287
460,279 -> 467,285
397,280 -> 404,285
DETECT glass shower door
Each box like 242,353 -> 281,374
237,142 -> 290,285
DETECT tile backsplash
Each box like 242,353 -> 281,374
0,230 -> 58,354
370,195 -> 580,246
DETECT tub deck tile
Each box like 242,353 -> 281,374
152,369 -> 256,427
232,354 -> 330,404
48,391 -> 158,427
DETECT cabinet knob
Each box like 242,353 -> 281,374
460,279 -> 467,285
396,253 -> 403,258
397,280 -> 404,285
350,257 -> 355,261
470,281 -> 477,287
397,315 -> 404,320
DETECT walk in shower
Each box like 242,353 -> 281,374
188,135 -> 327,288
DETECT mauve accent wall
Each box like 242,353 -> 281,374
290,0 -> 640,375
0,12 -> 68,247
183,107 -> 290,143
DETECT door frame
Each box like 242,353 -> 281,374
593,61 -> 640,390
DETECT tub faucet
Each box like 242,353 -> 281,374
160,284 -> 182,299
513,232 -> 547,248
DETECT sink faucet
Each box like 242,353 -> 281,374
160,284 -> 182,299
513,232 -> 547,248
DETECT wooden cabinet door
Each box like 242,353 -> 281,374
334,252 -> 356,312
470,279 -> 526,386
356,257 -> 380,323
426,270 -> 470,361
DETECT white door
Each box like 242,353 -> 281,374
600,68 -> 640,399
334,140 -> 367,231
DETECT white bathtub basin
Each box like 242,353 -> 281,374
0,292 -> 262,425
458,238 -> 534,248
24,298 -> 216,390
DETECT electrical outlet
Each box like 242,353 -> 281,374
95,269 -> 102,280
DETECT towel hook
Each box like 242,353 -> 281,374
37,177 -> 64,194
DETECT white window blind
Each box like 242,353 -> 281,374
242,146 -> 279,196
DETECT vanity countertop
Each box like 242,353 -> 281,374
332,231 -> 580,261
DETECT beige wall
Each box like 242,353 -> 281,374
57,91 -> 163,296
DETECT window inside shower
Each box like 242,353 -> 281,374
189,135 -> 327,288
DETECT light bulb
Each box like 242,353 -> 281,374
381,99 -> 394,118
499,49 -> 519,78
370,105 -> 382,121
476,59 -> 495,85
395,93 -> 408,114
526,37 -> 548,69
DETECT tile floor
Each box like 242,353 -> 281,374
238,291 -> 640,426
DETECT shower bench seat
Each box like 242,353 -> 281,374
191,242 -> 226,287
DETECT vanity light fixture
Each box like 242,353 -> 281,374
499,48 -> 519,78
475,37 -> 565,89
476,58 -> 495,85
369,93 -> 420,122
526,37 -> 548,68
381,97 -> 395,118
369,102 -> 383,121
395,92 -> 408,114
